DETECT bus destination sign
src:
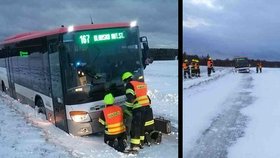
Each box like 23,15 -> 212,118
76,29 -> 126,45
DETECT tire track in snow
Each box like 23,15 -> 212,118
187,75 -> 255,158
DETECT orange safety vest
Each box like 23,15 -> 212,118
207,60 -> 213,68
182,63 -> 187,70
194,63 -> 199,69
130,81 -> 150,107
103,105 -> 126,135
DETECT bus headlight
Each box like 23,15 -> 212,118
70,111 -> 91,123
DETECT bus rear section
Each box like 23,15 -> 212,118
0,23 -> 147,136
234,57 -> 250,73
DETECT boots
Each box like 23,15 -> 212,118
140,140 -> 144,149
130,143 -> 140,151
144,132 -> 152,146
154,132 -> 162,144
150,131 -> 162,144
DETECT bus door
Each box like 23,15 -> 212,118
48,41 -> 68,133
6,48 -> 16,98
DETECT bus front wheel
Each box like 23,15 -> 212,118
36,98 -> 46,117
1,81 -> 6,92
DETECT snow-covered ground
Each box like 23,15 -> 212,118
0,60 -> 178,158
184,67 -> 280,158
228,68 -> 280,158
145,60 -> 178,128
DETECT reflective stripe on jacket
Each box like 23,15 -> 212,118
102,105 -> 126,135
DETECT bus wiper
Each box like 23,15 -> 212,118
91,44 -> 102,63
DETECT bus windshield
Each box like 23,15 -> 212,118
63,27 -> 143,105
234,58 -> 249,68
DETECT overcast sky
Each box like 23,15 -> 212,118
184,0 -> 280,60
0,0 -> 177,48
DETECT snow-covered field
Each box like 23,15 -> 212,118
184,67 -> 280,158
0,60 -> 178,158
145,60 -> 178,128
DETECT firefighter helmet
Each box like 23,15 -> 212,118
104,93 -> 115,105
122,72 -> 133,81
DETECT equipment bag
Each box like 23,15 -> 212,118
154,117 -> 171,134
145,130 -> 162,145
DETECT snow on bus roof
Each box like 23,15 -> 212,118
1,22 -> 130,45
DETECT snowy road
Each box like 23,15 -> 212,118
184,67 -> 280,158
0,60 -> 178,158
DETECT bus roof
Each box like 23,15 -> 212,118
1,22 -> 130,45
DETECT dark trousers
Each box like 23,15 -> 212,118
104,132 -> 127,152
183,69 -> 191,79
208,67 -> 212,76
143,106 -> 154,133
130,108 -> 145,146
183,70 -> 187,78
191,68 -> 196,77
196,68 -> 200,77
142,106 -> 155,144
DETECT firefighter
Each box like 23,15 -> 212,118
256,61 -> 263,73
207,57 -> 214,76
98,93 -> 127,152
122,72 -> 157,151
194,59 -> 200,77
191,59 -> 196,77
182,59 -> 191,79
259,62 -> 263,73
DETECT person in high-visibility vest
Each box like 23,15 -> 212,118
183,59 -> 191,79
99,93 -> 127,152
207,57 -> 214,76
256,62 -> 259,73
122,72 -> 155,151
193,59 -> 200,77
259,62 -> 263,73
257,62 -> 263,73
191,60 -> 196,77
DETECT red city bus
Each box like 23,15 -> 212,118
0,22 -> 149,136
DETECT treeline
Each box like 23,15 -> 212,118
148,48 -> 178,60
183,53 -> 280,68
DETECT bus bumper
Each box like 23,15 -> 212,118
235,67 -> 250,73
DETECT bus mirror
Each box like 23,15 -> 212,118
140,36 -> 150,69
140,36 -> 149,51
140,36 -> 147,42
